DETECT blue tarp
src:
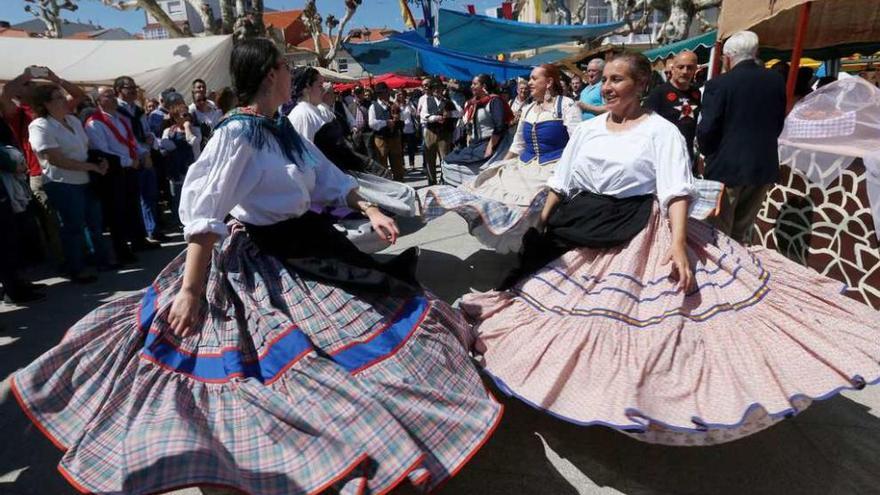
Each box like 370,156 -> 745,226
344,31 -> 533,81
437,9 -> 624,56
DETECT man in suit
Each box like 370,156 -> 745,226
697,30 -> 786,245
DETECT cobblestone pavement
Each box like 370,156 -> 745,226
2,164 -> 879,495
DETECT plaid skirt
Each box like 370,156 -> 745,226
12,223 -> 502,495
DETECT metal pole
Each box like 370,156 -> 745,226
786,2 -> 812,111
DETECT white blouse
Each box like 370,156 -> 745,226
287,101 -> 330,142
547,112 -> 696,212
179,120 -> 358,241
28,115 -> 91,185
508,96 -> 582,156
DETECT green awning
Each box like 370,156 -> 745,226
643,30 -> 717,62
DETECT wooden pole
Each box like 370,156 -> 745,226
710,40 -> 723,79
786,2 -> 812,111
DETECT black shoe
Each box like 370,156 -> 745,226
132,239 -> 162,251
147,233 -> 169,243
98,262 -> 123,272
116,248 -> 139,264
70,274 -> 98,285
21,281 -> 48,290
3,290 -> 46,304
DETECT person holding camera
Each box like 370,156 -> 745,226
1,66 -> 84,267
28,83 -> 111,283
159,99 -> 201,227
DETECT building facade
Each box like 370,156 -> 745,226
143,0 -> 256,39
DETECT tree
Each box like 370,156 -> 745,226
601,0 -> 722,44
184,0 -> 217,35
566,0 -> 721,44
23,0 -> 78,38
220,0 -> 235,34
97,0 -> 188,37
300,0 -> 363,68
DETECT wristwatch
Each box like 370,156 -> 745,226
360,201 -> 379,213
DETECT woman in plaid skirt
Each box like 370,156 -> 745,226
12,38 -> 502,495
461,52 -> 880,446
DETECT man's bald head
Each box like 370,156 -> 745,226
96,86 -> 118,113
671,50 -> 699,89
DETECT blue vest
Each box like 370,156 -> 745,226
518,96 -> 570,165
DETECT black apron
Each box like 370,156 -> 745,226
244,211 -> 419,297
500,191 -> 653,289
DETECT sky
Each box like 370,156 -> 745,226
0,0 -> 503,35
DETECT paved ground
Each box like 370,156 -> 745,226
1,164 -> 880,495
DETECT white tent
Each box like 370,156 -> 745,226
0,35 -> 233,101
314,66 -> 358,83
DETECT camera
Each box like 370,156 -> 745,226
28,66 -> 49,79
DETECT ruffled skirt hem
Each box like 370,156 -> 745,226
462,210 -> 880,445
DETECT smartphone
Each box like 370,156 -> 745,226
28,66 -> 49,79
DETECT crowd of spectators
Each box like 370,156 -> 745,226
1,52 -> 876,305
0,68 -> 217,303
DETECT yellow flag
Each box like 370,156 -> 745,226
399,0 -> 417,29
534,0 -> 542,22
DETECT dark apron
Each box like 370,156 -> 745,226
500,191 -> 653,289
244,211 -> 419,297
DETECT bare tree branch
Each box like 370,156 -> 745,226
325,0 -> 361,64
220,0 -> 235,34
183,0 -> 216,35
600,0 -> 720,44
24,0 -> 78,38
97,0 -> 187,37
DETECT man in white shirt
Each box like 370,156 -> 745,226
188,79 -> 223,135
368,83 -> 404,181
509,77 -> 530,122
85,86 -> 158,258
417,78 -> 451,185
115,76 -> 166,243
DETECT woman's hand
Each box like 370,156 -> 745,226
91,158 -> 109,175
168,287 -> 201,336
366,207 -> 399,244
662,242 -> 695,293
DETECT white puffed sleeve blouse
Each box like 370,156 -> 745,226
179,120 -> 358,241
547,112 -> 696,213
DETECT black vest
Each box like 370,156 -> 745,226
117,103 -> 147,143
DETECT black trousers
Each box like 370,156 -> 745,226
0,188 -> 26,295
92,164 -> 147,256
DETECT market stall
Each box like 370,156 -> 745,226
716,0 -> 880,308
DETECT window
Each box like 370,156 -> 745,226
144,27 -> 168,39
586,5 -> 611,24
336,58 -> 349,73
166,1 -> 183,15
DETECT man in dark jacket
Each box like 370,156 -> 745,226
697,30 -> 787,245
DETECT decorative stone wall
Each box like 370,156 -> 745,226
753,159 -> 880,309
